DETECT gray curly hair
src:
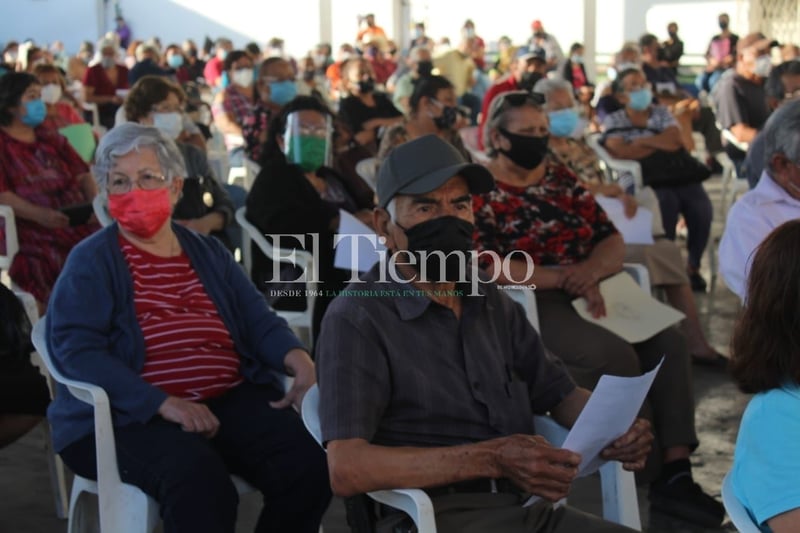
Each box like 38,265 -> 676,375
92,123 -> 186,193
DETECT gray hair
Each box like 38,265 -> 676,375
93,123 -> 186,193
764,98 -> 800,177
483,91 -> 543,157
534,78 -> 575,109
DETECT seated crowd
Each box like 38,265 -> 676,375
1,10 -> 798,532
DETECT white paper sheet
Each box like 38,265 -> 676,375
565,357 -> 663,476
333,210 -> 386,273
523,358 -> 663,507
572,272 -> 685,344
595,196 -> 654,245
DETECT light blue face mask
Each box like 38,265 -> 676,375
547,108 -> 580,138
167,55 -> 184,69
22,99 -> 46,127
269,80 -> 297,106
628,88 -> 653,111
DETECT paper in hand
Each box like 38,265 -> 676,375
572,272 -> 685,343
594,196 -> 654,245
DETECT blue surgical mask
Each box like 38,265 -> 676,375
628,88 -> 653,111
547,108 -> 580,137
571,54 -> 584,64
167,55 -> 184,68
269,80 -> 297,105
22,99 -> 46,127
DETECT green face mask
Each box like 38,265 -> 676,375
288,135 -> 327,172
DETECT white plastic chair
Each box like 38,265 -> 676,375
14,290 -> 71,519
91,194 -> 114,227
235,207 -> 316,345
534,415 -> 641,529
0,204 -> 19,274
355,157 -> 379,191
586,133 -> 644,191
81,102 -> 107,138
301,384 -> 438,533
243,158 -> 262,191
303,380 -> 642,531
30,317 -> 257,533
721,472 -> 760,533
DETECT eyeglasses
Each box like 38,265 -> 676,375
296,124 -> 328,137
490,91 -> 543,120
108,172 -> 168,195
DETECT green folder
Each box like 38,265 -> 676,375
59,123 -> 96,163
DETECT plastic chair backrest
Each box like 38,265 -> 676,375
585,134 -> 644,191
92,194 -> 114,227
355,158 -> 379,191
301,384 -> 439,532
0,205 -> 19,272
721,472 -> 761,533
234,207 -> 314,281
59,123 -> 97,163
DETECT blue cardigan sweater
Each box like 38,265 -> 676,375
46,223 -> 305,452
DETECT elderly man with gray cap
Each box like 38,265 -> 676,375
719,98 -> 800,302
315,134 -> 651,532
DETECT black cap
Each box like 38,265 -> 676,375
377,134 -> 494,208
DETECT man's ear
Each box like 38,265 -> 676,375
374,207 -> 394,249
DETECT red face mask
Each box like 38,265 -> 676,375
108,187 -> 172,238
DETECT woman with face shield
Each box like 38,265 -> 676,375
246,96 -> 375,351
378,75 -> 471,162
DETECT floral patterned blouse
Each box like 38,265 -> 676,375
473,162 -> 618,268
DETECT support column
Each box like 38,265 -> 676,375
319,0 -> 333,45
583,0 -> 597,82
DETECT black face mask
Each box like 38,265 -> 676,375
668,31 -> 678,39
303,70 -> 315,82
433,105 -> 459,130
358,78 -> 375,93
498,128 -> 549,170
719,21 -> 729,31
417,60 -> 433,78
519,71 -> 543,92
397,216 -> 475,283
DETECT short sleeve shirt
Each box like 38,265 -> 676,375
473,162 -> 618,268
732,383 -> 800,530
713,74 -> 769,131
316,268 -> 576,447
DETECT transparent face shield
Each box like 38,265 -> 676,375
283,111 -> 332,172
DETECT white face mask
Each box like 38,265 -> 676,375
41,83 -> 62,104
152,112 -> 183,139
231,68 -> 254,87
754,55 -> 773,78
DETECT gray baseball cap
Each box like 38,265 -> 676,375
377,134 -> 495,208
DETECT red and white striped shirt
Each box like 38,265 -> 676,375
120,235 -> 243,401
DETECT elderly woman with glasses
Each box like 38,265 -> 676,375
472,90 -> 725,528
536,77 -> 724,364
46,123 -> 331,533
0,72 -> 99,313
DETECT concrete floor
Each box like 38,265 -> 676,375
0,176 -> 748,532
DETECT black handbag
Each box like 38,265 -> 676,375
638,147 -> 712,188
604,127 -> 711,188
